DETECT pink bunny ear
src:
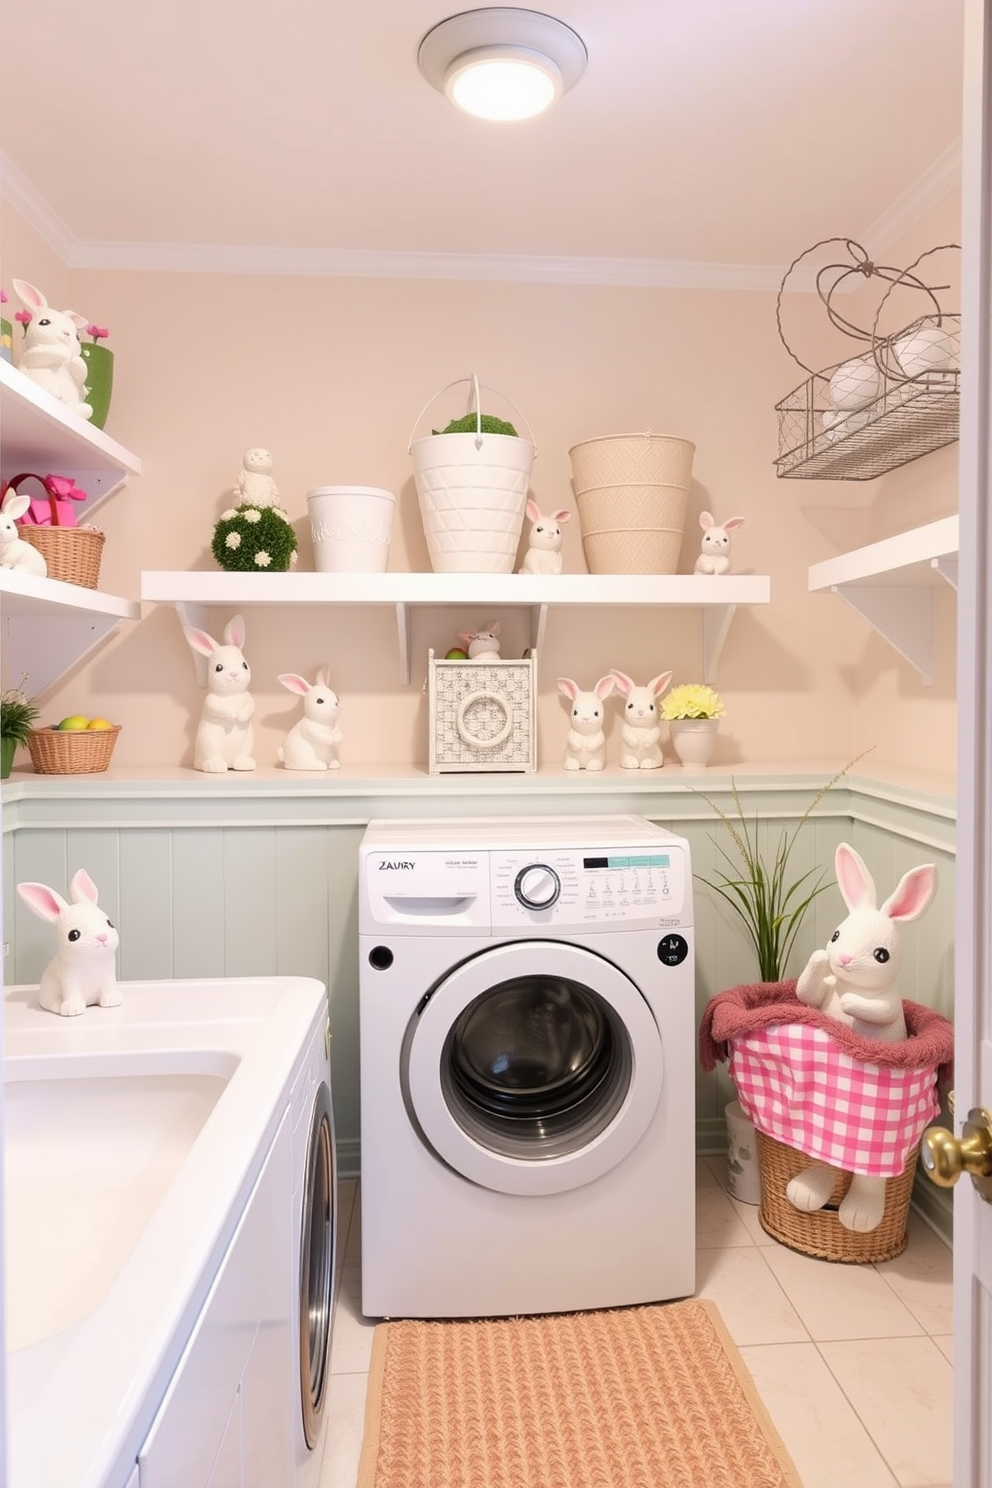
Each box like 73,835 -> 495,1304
699,511 -> 714,531
595,674 -> 615,700
69,869 -> 99,905
17,881 -> 68,923
278,673 -> 311,696
2,493 -> 30,521
556,677 -> 578,700
649,671 -> 673,697
11,279 -> 47,311
834,843 -> 875,911
184,627 -> 219,658
316,665 -> 331,687
457,631 -> 474,648
525,499 -> 541,522
488,621 -> 500,637
610,669 -> 634,695
724,516 -> 746,531
553,510 -> 572,524
66,310 -> 88,331
880,863 -> 937,923
224,614 -> 246,649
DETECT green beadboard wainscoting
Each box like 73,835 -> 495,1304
1,768 -> 956,1237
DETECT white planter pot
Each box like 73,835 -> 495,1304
411,432 -> 534,574
669,717 -> 719,770
307,486 -> 395,573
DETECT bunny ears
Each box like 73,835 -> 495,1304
834,843 -> 937,922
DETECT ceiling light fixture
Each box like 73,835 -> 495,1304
418,8 -> 587,122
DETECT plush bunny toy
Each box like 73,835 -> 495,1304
0,490 -> 47,576
17,869 -> 121,1017
694,512 -> 745,575
276,666 -> 342,770
557,675 -> 614,770
457,622 -> 501,660
183,613 -> 256,773
12,279 -> 92,419
519,501 -> 571,575
610,670 -> 673,769
788,842 -> 938,1232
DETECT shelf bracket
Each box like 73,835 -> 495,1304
931,555 -> 958,591
831,584 -> 935,685
174,602 -> 210,686
396,602 -> 411,686
3,613 -> 122,699
529,604 -> 548,657
701,604 -> 736,683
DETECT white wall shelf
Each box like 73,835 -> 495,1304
0,570 -> 141,696
0,357 -> 141,518
140,570 -> 771,685
808,515 -> 958,684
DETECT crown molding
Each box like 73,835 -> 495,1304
861,137 -> 962,256
0,150 -> 76,264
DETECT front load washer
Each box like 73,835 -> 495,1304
359,814 -> 695,1319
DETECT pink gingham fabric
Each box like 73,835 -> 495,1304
730,1022 -> 940,1177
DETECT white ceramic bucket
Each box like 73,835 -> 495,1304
307,486 -> 395,573
725,1099 -> 761,1204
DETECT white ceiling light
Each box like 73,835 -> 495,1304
418,8 -> 587,122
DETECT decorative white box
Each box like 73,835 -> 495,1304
428,648 -> 537,773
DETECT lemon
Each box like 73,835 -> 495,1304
86,719 -> 114,730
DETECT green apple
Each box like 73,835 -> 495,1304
56,715 -> 90,731
445,647 -> 469,660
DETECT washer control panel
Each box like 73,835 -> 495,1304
493,846 -> 689,930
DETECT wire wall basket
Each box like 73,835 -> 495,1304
774,239 -> 960,481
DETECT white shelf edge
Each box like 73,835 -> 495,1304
0,358 -> 141,478
808,515 -> 959,591
0,571 -> 140,697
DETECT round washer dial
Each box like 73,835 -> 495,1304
514,864 -> 561,909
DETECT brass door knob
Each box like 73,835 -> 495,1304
921,1107 -> 992,1201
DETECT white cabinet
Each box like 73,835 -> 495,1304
140,569 -> 771,685
0,359 -> 141,695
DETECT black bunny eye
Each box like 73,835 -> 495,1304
593,708 -> 599,718
68,929 -> 81,942
536,525 -> 544,533
830,929 -> 840,942
39,317 -> 51,326
106,918 -> 114,929
873,947 -> 890,963
214,662 -> 224,672
316,697 -> 324,706
242,661 -> 248,671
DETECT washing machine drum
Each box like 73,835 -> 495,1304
405,940 -> 665,1196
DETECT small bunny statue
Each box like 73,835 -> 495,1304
183,613 -> 256,773
519,501 -> 571,575
0,490 -> 47,576
789,842 -> 938,1232
557,675 -> 614,771
610,669 -> 673,769
276,666 -> 342,770
12,279 -> 92,419
235,447 -> 280,509
17,869 -> 121,1017
694,512 -> 745,575
457,622 -> 501,660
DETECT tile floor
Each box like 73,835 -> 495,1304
320,1161 -> 954,1488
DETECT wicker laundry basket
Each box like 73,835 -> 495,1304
27,725 -> 121,775
568,432 -> 695,574
756,1129 -> 919,1264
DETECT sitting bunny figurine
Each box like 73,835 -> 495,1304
12,279 -> 92,418
519,501 -> 571,575
276,666 -> 342,770
17,869 -> 121,1017
610,669 -> 673,769
0,489 -> 47,576
694,511 -> 745,575
457,622 -> 501,660
788,842 -> 937,1232
235,447 -> 279,509
183,613 -> 256,773
557,675 -> 614,771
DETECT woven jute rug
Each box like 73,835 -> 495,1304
357,1298 -> 802,1488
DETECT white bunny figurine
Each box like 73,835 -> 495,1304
17,869 -> 121,1017
183,613 -> 256,773
557,675 -> 614,771
0,491 -> 47,576
519,501 -> 571,575
12,279 -> 93,419
457,622 -> 501,660
276,666 -> 343,770
788,842 -> 937,1232
235,447 -> 280,508
694,511 -> 745,575
610,669 -> 673,769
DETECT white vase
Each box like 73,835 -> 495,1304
669,717 -> 718,771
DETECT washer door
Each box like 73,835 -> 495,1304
300,1080 -> 335,1449
405,940 -> 663,1196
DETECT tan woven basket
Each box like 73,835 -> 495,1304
20,525 -> 105,588
27,725 -> 121,775
755,1129 -> 919,1264
568,432 -> 695,574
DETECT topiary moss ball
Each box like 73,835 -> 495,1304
433,412 -> 519,437
211,504 -> 298,572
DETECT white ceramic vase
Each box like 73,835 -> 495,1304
669,717 -> 719,771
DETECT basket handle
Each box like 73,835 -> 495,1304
407,374 -> 537,454
0,472 -> 61,525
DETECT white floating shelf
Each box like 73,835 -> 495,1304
0,569 -> 140,696
808,516 -> 958,684
141,571 -> 771,685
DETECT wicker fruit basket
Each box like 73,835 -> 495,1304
27,725 -> 121,775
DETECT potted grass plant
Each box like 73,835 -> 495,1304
1,681 -> 39,779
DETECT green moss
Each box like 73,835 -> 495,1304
211,504 -> 298,573
433,413 -> 519,437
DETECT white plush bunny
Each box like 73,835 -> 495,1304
276,666 -> 342,770
788,842 -> 937,1232
557,675 -> 614,771
12,279 -> 93,419
457,622 -> 501,660
694,512 -> 745,575
183,613 -> 256,773
519,501 -> 571,575
0,491 -> 47,576
17,869 -> 121,1017
610,669 -> 672,769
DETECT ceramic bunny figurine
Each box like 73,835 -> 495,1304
12,279 -> 92,418
694,512 -> 745,575
0,490 -> 47,576
519,501 -> 571,575
557,675 -> 614,771
183,613 -> 256,773
235,448 -> 279,508
276,666 -> 342,770
17,869 -> 121,1017
788,842 -> 937,1232
457,622 -> 501,660
610,670 -> 672,769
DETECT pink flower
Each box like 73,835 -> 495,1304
86,324 -> 109,344
14,309 -> 30,335
0,289 -> 6,305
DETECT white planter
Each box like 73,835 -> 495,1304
307,486 -> 395,573
669,717 -> 718,770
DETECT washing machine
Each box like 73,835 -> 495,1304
359,814 -> 695,1319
